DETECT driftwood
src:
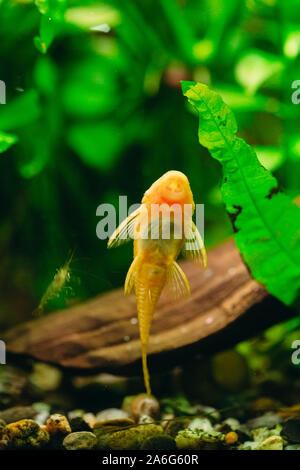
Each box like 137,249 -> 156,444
4,240 -> 294,374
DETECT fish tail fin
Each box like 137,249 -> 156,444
136,267 -> 166,395
142,341 -> 151,396
137,300 -> 154,396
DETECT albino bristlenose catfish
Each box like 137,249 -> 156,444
108,171 -> 207,395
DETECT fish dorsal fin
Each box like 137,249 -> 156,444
182,220 -> 207,268
107,207 -> 140,248
166,261 -> 190,300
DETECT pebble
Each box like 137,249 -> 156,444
35,410 -> 50,426
83,412 -> 96,428
196,405 -> 220,421
252,426 -> 281,443
138,414 -> 155,424
258,435 -> 284,450
108,424 -> 164,450
282,418 -> 300,443
94,408 -> 134,429
188,418 -> 214,433
238,440 -> 260,450
33,402 -> 51,426
63,431 -> 97,450
279,404 -> 300,420
141,435 -> 177,450
285,444 -> 300,450
0,406 -> 37,424
46,414 -> 71,435
176,429 -> 225,450
246,413 -> 282,430
70,417 -> 92,432
249,397 -> 282,414
0,419 -> 6,439
95,408 -> 129,423
0,439 -> 8,450
160,413 -> 174,429
68,409 -> 85,420
2,419 -> 50,449
30,362 -> 62,392
216,417 -> 240,433
0,366 -> 28,408
164,419 -> 187,437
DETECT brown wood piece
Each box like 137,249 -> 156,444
4,239 -> 293,373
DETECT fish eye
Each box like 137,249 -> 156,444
168,181 -> 182,192
163,179 -> 185,200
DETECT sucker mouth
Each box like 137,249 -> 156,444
168,189 -> 184,201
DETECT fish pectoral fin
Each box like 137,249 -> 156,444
124,256 -> 140,296
166,261 -> 190,300
182,221 -> 207,269
107,207 -> 140,248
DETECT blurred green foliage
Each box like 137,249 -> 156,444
0,0 -> 300,328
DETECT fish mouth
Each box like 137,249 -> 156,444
163,183 -> 185,201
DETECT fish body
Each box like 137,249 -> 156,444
108,171 -> 206,394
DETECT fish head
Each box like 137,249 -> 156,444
156,170 -> 194,205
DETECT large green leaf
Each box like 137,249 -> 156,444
182,81 -> 300,306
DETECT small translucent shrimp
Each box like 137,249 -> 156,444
34,250 -> 75,315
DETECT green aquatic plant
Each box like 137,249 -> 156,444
0,131 -> 18,153
182,81 -> 300,307
34,0 -> 67,54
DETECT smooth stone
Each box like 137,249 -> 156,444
282,418 -> 300,443
30,362 -> 62,392
108,424 -> 164,450
95,408 -> 129,423
83,413 -> 96,428
176,429 -> 225,450
63,431 -> 97,450
0,406 -> 36,424
285,444 -> 300,450
258,435 -> 283,450
246,413 -> 282,430
32,403 -> 50,425
188,417 -> 214,432
0,366 -> 28,407
70,417 -> 92,432
94,408 -> 134,429
141,435 -> 176,450
68,409 -> 85,420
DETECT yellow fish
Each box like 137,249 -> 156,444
108,171 -> 207,395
